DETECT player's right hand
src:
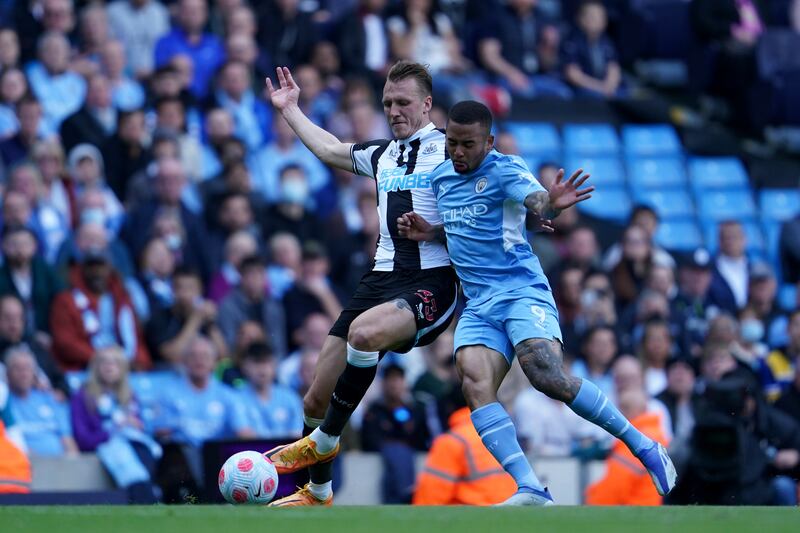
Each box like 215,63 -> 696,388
266,66 -> 300,111
397,211 -> 435,242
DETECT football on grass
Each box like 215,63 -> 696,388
218,451 -> 279,504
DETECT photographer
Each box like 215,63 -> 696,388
673,343 -> 800,505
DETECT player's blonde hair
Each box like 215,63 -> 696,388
386,61 -> 433,97
84,345 -> 133,409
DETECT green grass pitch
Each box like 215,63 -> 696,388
2,506 -> 799,533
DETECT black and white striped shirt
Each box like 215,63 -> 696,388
350,122 -> 450,271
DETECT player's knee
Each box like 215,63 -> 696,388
518,339 -> 571,402
347,315 -> 386,352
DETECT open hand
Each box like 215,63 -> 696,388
397,211 -> 436,242
266,67 -> 300,111
548,168 -> 594,211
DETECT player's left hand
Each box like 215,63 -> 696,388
548,168 -> 594,211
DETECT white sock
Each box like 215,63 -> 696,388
308,481 -> 332,501
309,427 -> 339,454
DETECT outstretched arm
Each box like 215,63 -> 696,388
525,168 -> 593,220
266,67 -> 353,172
397,212 -> 446,244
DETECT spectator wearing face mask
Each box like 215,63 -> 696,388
249,115 -> 331,204
261,164 -> 326,247
733,306 -> 770,369
67,144 -> 125,236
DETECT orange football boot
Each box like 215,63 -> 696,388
268,484 -> 333,507
263,435 -> 339,474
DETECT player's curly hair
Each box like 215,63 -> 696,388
448,100 -> 493,134
387,60 -> 433,97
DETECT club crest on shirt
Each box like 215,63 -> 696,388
475,177 -> 488,193
422,143 -> 438,155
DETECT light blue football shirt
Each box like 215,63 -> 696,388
238,383 -> 303,439
155,377 -> 250,447
430,150 -> 550,305
9,390 -> 71,456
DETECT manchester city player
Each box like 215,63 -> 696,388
398,101 -> 676,505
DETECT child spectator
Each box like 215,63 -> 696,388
237,341 -> 303,438
71,346 -> 161,503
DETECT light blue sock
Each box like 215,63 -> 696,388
568,379 -> 654,455
471,402 -> 543,492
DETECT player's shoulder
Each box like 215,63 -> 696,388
352,138 -> 392,153
429,158 -> 455,182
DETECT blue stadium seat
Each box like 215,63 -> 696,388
622,124 -> 682,156
627,156 -> 688,190
632,189 -> 695,219
576,187 -> 631,221
654,220 -> 704,251
563,124 -> 620,155
697,190 -> 757,221
702,220 -> 765,254
523,155 -> 561,177
564,156 -> 625,187
761,218 -> 782,262
779,283 -> 797,311
759,189 -> 800,221
505,122 -> 561,155
688,157 -> 750,192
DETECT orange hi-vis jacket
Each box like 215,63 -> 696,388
585,411 -> 669,506
0,420 -> 32,494
413,407 -> 517,505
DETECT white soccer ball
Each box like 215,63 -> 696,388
218,450 -> 279,504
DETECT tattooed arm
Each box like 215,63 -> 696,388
524,168 -> 594,219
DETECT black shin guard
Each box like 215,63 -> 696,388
320,363 -> 378,437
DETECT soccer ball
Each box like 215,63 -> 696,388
218,450 -> 279,504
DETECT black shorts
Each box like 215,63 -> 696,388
329,266 -> 459,353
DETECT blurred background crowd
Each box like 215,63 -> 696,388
0,0 -> 800,507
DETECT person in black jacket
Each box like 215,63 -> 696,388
59,72 -> 117,154
673,375 -> 800,505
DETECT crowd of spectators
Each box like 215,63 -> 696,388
0,0 -> 799,506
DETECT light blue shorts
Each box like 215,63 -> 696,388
454,284 -> 563,365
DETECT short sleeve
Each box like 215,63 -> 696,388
500,156 -> 546,203
350,140 -> 391,179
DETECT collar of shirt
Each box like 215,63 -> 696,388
399,122 -> 436,146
